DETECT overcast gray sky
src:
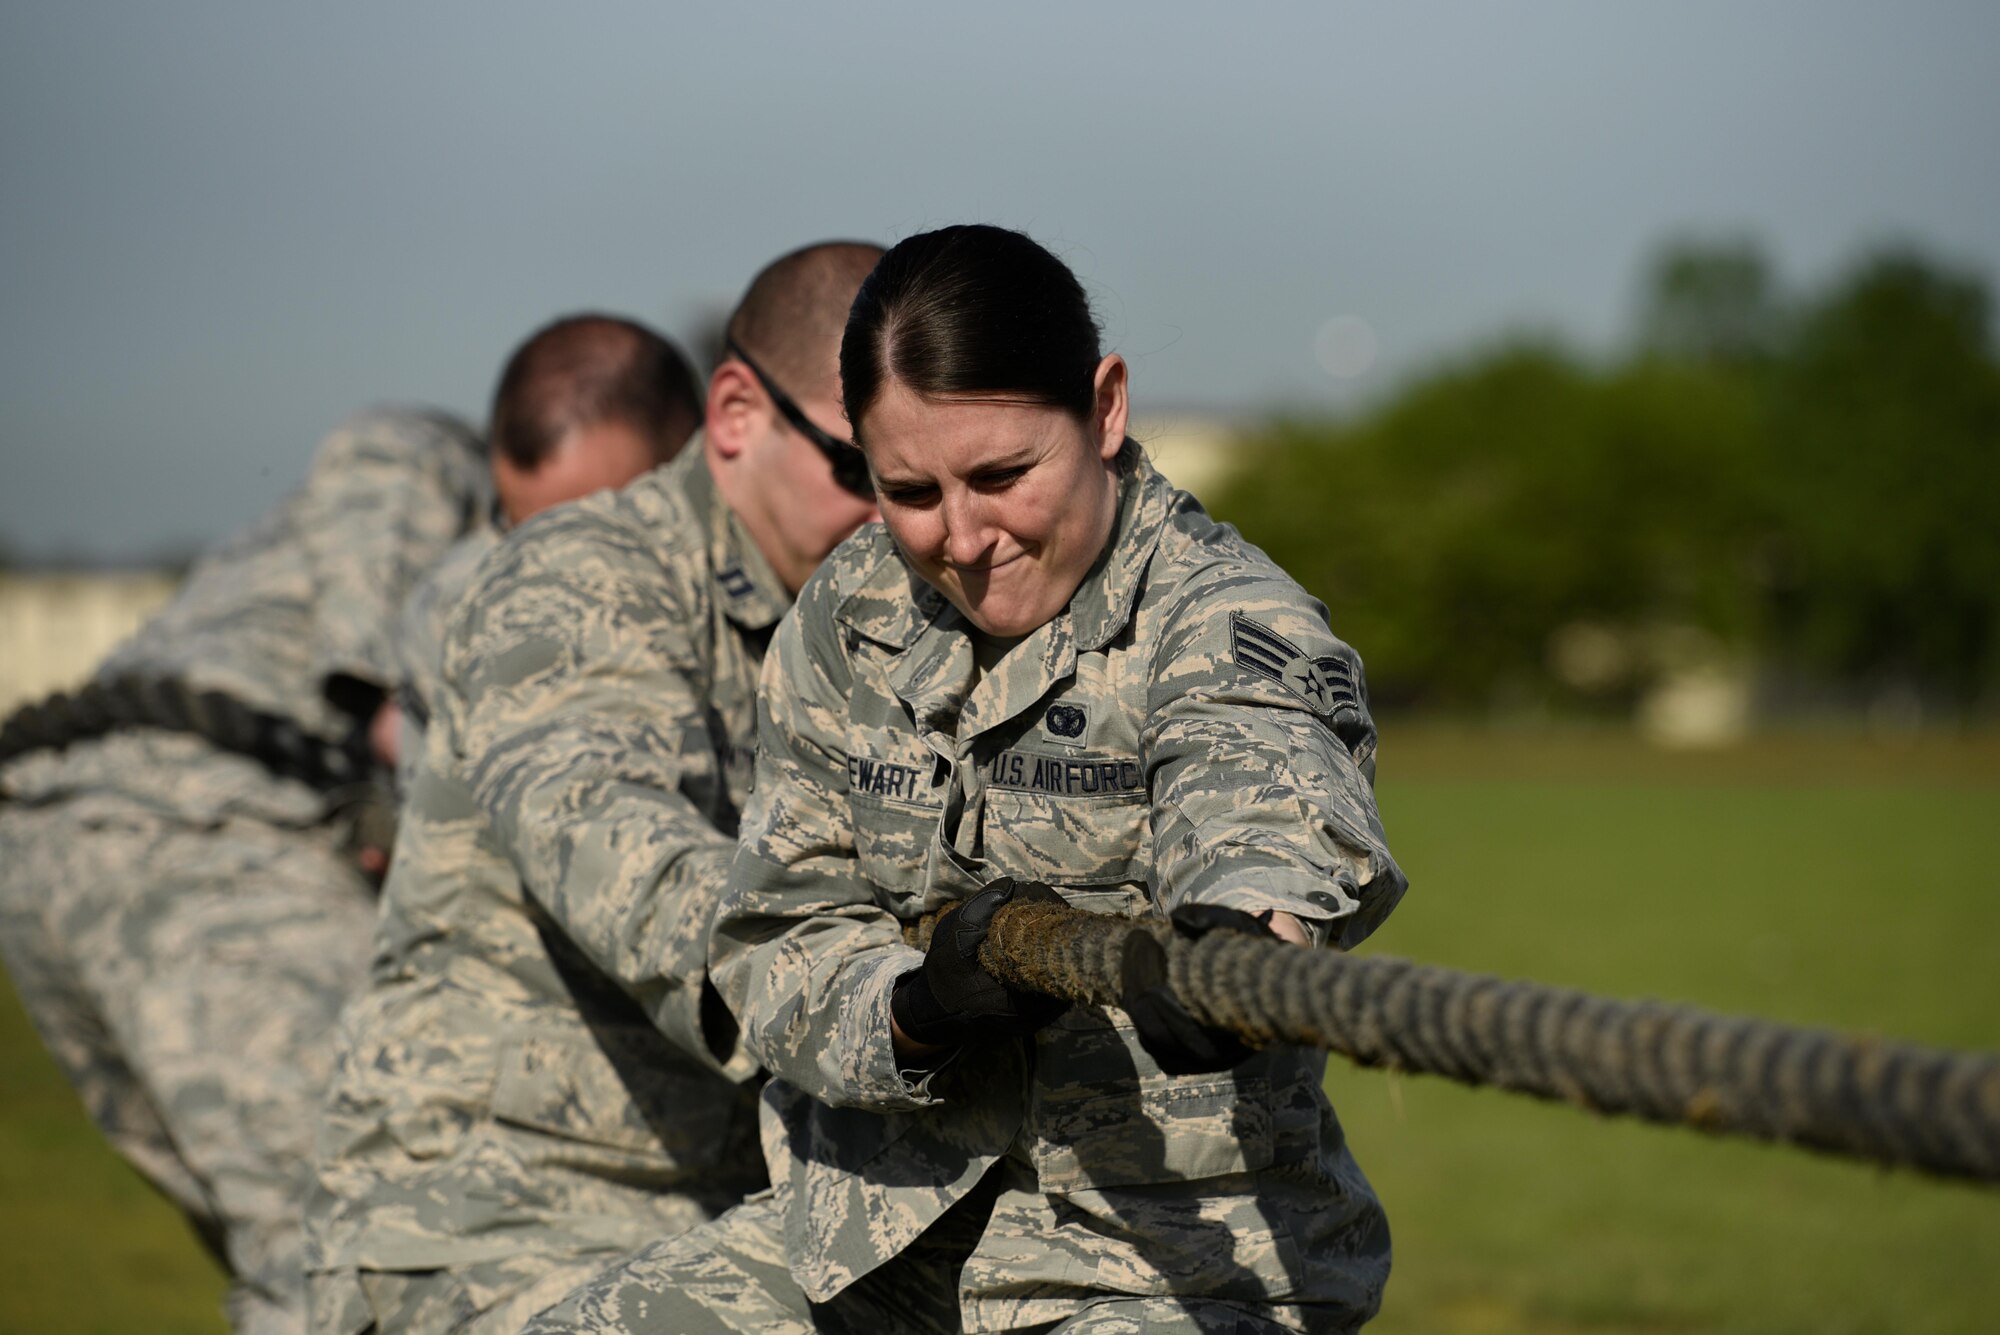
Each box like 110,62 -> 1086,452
2,1 -> 1995,562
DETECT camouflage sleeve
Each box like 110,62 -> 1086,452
438,503 -> 755,1081
295,407 -> 488,711
392,573 -> 442,795
709,572 -> 938,1112
395,549 -> 461,723
1144,566 -> 1408,949
392,530 -> 494,792
394,531 -> 492,723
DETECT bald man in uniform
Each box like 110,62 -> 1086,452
306,241 -> 883,1335
388,314 -> 704,799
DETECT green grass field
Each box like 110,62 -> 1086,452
2,727 -> 1995,1333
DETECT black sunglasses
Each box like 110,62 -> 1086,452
724,338 -> 874,499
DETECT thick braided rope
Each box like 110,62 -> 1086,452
0,674 -> 371,791
912,900 -> 2000,1184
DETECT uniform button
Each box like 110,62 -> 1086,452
1307,889 -> 1340,910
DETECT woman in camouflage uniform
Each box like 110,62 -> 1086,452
531,225 -> 1409,1334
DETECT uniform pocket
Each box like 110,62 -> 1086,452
305,1267 -> 376,1335
849,795 -> 937,899
489,1030 -> 749,1162
1058,884 -> 1149,917
326,1005 -> 499,1164
354,1266 -> 476,1331
1030,1074 -> 1276,1193
985,789 -> 1148,889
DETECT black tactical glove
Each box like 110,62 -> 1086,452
891,878 -> 1072,1047
1121,903 -> 1278,1075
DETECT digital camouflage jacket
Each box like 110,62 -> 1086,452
310,442 -> 772,1285
715,457 -> 1409,1334
391,522 -> 499,794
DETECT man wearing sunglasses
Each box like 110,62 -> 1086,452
724,336 -> 874,500
707,315 -> 876,595
308,241 -> 883,1335
385,313 -> 706,801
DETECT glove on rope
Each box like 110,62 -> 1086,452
1122,903 -> 1278,1074
892,878 -> 1073,1047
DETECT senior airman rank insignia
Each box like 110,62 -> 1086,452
1230,612 -> 1360,718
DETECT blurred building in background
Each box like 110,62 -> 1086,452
1128,409 -> 1245,505
0,571 -> 176,715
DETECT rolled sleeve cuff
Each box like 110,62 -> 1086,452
832,947 -> 949,1111
1191,886 -> 1330,948
1180,868 -> 1382,950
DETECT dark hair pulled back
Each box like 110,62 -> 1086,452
841,225 -> 1105,438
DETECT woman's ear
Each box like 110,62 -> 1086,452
1092,354 -> 1130,462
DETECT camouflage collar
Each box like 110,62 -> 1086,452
675,437 -> 792,632
833,535 -> 951,651
1067,451 -> 1173,655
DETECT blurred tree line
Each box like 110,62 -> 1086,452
1211,241 -> 2000,719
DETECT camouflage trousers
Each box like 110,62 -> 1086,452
522,1181 -> 1317,1335
307,1252 -> 616,1335
0,798 -> 377,1335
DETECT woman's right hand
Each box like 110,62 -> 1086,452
891,878 -> 1071,1054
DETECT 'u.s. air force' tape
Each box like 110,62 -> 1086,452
989,749 -> 1143,797
1229,613 -> 1359,718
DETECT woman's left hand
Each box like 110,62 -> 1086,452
1121,904 -> 1299,1075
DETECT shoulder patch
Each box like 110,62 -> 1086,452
1230,612 -> 1359,717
